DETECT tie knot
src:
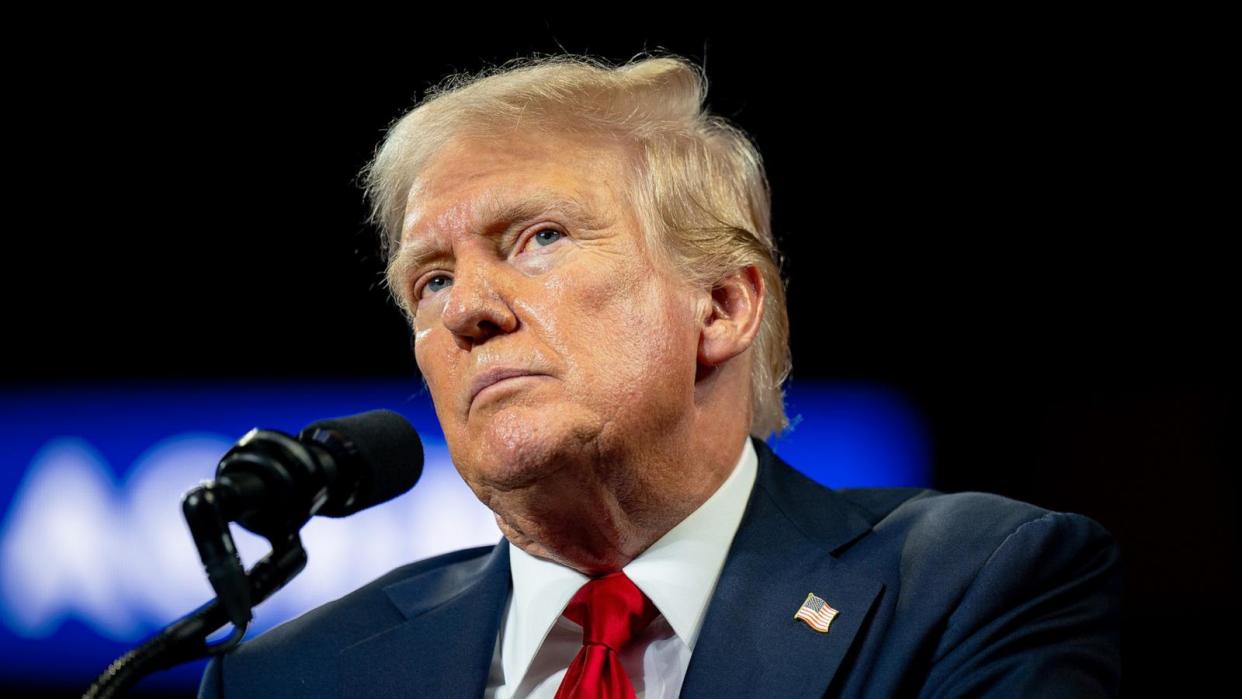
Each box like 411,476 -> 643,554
563,571 -> 658,652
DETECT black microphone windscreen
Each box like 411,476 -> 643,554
304,409 -> 424,517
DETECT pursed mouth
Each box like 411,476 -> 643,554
468,371 -> 550,409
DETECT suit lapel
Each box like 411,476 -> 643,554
338,541 -> 511,698
681,439 -> 885,698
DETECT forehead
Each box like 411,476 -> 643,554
400,131 -> 631,244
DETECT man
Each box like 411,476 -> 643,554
200,54 -> 1120,697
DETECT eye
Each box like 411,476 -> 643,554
525,227 -> 565,250
415,273 -> 453,300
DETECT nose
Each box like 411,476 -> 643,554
440,261 -> 518,345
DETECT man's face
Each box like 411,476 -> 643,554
394,130 -> 704,502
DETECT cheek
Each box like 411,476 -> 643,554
412,327 -> 460,398
544,261 -> 696,395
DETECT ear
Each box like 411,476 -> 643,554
698,265 -> 765,367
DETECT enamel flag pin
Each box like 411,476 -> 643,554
793,592 -> 839,633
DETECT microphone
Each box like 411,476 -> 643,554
86,412 -> 425,698
211,409 -> 424,538
182,409 -> 423,628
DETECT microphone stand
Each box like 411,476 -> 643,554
84,501 -> 308,698
84,414 -> 418,697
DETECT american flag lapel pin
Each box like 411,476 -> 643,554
793,592 -> 839,633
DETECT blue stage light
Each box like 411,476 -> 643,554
0,380 -> 927,691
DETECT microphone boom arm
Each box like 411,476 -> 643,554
84,409 -> 423,697
84,532 -> 307,698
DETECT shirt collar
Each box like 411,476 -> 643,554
505,436 -> 759,679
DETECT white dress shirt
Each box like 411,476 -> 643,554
484,436 -> 759,699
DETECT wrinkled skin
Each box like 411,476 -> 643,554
393,130 -> 764,574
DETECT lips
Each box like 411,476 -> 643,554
468,367 -> 549,409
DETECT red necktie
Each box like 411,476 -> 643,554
554,571 -> 659,699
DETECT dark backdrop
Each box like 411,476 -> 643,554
7,15 -> 1234,695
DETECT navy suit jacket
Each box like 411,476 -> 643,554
199,437 -> 1121,697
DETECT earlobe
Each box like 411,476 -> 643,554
697,265 -> 765,367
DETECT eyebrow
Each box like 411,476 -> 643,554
387,190 -> 607,287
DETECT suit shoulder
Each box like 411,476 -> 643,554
249,544 -> 495,649
891,490 -> 1048,529
203,544 -> 497,695
833,486 -> 937,523
885,490 -> 1110,540
917,497 -> 1122,695
852,489 -> 1115,577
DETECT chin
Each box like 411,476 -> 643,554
455,405 -> 601,492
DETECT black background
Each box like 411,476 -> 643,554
7,13 -> 1235,696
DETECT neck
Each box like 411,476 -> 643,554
492,366 -> 752,576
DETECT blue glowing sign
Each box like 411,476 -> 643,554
0,380 -> 927,692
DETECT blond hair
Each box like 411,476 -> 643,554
364,54 -> 791,439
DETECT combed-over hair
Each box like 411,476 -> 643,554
364,53 -> 791,439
